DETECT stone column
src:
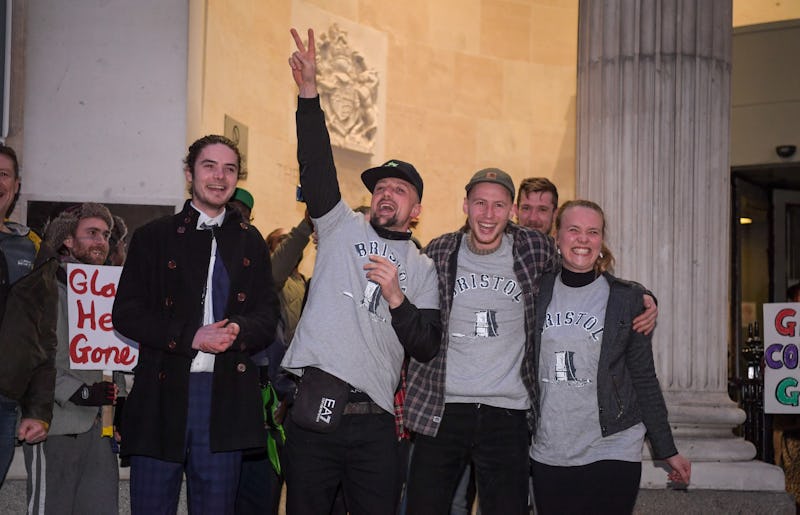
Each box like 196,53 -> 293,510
576,0 -> 784,490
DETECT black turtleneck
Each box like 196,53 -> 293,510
560,267 -> 598,288
371,222 -> 412,241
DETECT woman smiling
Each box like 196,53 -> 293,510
530,200 -> 691,514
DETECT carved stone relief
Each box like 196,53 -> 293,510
316,24 -> 379,154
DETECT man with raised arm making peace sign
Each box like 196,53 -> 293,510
281,28 -> 441,515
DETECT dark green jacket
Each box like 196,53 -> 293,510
0,241 -> 59,424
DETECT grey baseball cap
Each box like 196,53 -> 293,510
465,168 -> 515,199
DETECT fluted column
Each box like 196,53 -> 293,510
576,0 -> 783,490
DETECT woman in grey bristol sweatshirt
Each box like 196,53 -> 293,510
530,199 -> 691,514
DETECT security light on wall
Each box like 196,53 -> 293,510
776,145 -> 797,159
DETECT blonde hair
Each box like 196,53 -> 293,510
555,199 -> 615,274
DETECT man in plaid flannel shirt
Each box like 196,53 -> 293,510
404,168 -> 555,514
405,169 -> 660,514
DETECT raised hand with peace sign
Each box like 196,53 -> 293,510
289,28 -> 317,98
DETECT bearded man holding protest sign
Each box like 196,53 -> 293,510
24,202 -> 120,515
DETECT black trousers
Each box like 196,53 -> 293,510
235,448 -> 282,515
405,403 -> 529,515
284,411 -> 399,515
532,459 -> 642,515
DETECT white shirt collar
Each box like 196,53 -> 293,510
191,202 -> 226,230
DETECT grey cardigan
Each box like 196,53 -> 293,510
533,271 -> 678,460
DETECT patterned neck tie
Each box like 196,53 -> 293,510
201,222 -> 230,321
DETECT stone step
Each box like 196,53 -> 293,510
2,446 -> 794,514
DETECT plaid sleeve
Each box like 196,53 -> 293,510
514,227 -> 557,294
394,361 -> 410,440
513,226 -> 557,432
403,233 -> 458,436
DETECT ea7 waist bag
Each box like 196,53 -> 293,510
292,367 -> 349,433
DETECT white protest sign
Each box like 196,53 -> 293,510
764,303 -> 800,413
66,263 -> 138,371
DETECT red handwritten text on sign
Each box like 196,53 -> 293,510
67,264 -> 138,371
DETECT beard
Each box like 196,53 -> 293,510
370,212 -> 400,230
72,243 -> 109,265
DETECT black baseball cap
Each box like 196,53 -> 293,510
361,159 -> 424,201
